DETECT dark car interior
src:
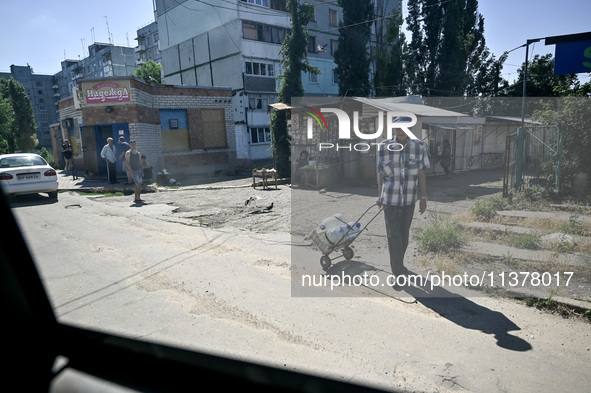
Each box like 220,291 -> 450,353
1,189 -> 392,393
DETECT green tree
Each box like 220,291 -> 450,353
405,0 -> 505,97
271,0 -> 317,177
505,54 -> 581,97
0,97 -> 15,154
533,97 -> 591,200
0,77 -> 37,152
133,60 -> 162,84
373,9 -> 406,97
334,0 -> 374,97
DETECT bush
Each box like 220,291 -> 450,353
417,220 -> 465,253
472,195 -> 507,221
39,147 -> 54,167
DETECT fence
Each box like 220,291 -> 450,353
503,125 -> 563,197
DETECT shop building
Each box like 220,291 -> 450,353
52,76 -> 235,179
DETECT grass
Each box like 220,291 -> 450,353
471,194 -> 508,221
505,231 -> 541,250
416,218 -> 466,254
523,292 -> 591,323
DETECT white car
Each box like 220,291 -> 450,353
0,153 -> 59,199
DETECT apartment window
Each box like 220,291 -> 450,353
332,69 -> 339,84
270,0 -> 286,11
242,21 -> 288,44
307,36 -> 317,53
249,97 -> 268,110
249,127 -> 271,144
241,0 -> 270,7
330,39 -> 339,55
243,21 -> 258,40
309,72 -> 318,84
329,9 -> 338,26
245,61 -> 274,77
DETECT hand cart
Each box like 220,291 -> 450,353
308,204 -> 383,270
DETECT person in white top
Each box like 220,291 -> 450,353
100,137 -> 118,184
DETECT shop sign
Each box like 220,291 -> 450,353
85,81 -> 130,104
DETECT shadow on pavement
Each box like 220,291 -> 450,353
403,271 -> 533,352
324,261 -> 532,352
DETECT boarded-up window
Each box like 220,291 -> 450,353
161,109 -> 190,151
202,109 -> 228,149
162,129 -> 190,151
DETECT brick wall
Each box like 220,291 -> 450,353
57,77 -> 237,178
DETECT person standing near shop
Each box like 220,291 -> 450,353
61,139 -> 73,176
117,136 -> 133,184
377,128 -> 429,287
100,137 -> 118,184
125,140 -> 144,204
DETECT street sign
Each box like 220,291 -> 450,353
554,40 -> 591,75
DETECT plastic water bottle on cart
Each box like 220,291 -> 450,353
308,205 -> 383,270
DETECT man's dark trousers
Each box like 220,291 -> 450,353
383,203 -> 415,276
106,160 -> 117,183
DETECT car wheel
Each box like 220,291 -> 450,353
48,191 -> 58,199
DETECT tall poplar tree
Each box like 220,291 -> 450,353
270,0 -> 317,177
373,10 -> 406,97
334,0 -> 374,97
405,0 -> 506,97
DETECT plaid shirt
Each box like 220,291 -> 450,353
377,137 -> 430,206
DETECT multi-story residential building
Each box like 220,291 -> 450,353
0,65 -> 60,149
154,0 -> 401,165
53,43 -> 138,101
136,21 -> 162,67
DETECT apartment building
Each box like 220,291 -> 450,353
136,21 -> 162,66
154,0 -> 401,165
53,43 -> 138,101
0,65 -> 60,149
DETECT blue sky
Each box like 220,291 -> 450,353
1,0 -> 589,84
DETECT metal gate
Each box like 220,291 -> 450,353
503,125 -> 562,197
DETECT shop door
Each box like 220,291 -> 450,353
111,123 -> 130,174
94,125 -> 116,176
81,126 -> 99,175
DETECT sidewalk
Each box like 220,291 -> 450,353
57,171 -> 136,192
57,171 -> 255,192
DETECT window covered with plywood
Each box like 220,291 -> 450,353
201,109 -> 228,149
160,109 -> 189,151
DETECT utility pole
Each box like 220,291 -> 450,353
520,38 -> 542,127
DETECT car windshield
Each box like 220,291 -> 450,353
0,156 -> 46,168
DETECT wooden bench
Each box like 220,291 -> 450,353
252,169 -> 278,189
